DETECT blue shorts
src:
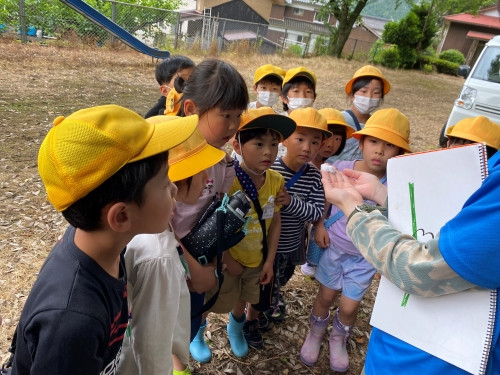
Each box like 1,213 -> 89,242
315,244 -> 376,301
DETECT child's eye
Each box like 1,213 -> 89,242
271,142 -> 278,147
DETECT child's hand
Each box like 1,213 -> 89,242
223,251 -> 244,277
259,261 -> 274,285
275,185 -> 291,206
314,224 -> 330,248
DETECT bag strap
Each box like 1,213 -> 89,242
345,109 -> 362,131
1,328 -> 16,372
285,163 -> 307,190
234,161 -> 268,259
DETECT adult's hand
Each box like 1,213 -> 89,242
342,169 -> 388,205
321,170 -> 363,216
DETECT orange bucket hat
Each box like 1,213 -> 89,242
289,107 -> 332,138
446,116 -> 500,150
318,108 -> 355,139
345,65 -> 390,95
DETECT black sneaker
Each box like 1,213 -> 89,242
257,311 -> 271,332
243,319 -> 263,349
265,306 -> 284,324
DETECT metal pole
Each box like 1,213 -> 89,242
174,12 -> 180,50
19,0 -> 27,43
111,1 -> 116,46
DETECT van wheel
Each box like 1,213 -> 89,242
438,123 -> 448,148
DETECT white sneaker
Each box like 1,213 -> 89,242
301,263 -> 316,278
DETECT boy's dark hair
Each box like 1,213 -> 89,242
176,58 -> 249,116
62,152 -> 168,231
256,75 -> 283,88
350,77 -> 386,98
155,55 -> 195,85
237,128 -> 282,145
281,76 -> 316,112
329,124 -> 347,156
448,136 -> 498,159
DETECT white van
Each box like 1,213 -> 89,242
439,35 -> 500,146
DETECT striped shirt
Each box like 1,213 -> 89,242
272,158 -> 324,254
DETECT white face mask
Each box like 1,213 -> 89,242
287,97 -> 314,111
257,91 -> 280,107
353,95 -> 381,115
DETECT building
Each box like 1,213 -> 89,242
438,6 -> 500,65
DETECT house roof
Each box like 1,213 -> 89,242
466,30 -> 496,41
443,13 -> 500,30
268,17 -> 330,34
360,15 -> 389,38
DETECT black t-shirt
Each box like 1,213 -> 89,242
144,96 -> 167,119
12,226 -> 128,375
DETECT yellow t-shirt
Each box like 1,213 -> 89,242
228,169 -> 283,267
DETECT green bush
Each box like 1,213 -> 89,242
313,35 -> 328,56
398,45 -> 418,69
380,45 -> 400,69
439,49 -> 465,65
369,39 -> 385,64
422,64 -> 433,73
433,58 -> 459,75
288,44 -> 303,57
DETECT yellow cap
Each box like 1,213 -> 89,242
446,116 -> 500,150
282,66 -> 317,89
164,88 -> 183,116
253,64 -> 286,85
146,115 -> 226,181
318,108 -> 354,139
38,105 -> 198,211
289,107 -> 331,138
345,65 -> 390,95
353,108 -> 411,152
238,107 -> 296,140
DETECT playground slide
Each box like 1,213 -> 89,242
60,0 -> 169,59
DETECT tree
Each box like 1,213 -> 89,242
431,0 -> 496,19
317,0 -> 370,58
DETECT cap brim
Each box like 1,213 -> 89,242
345,77 -> 390,95
353,127 -> 411,152
168,143 -> 226,182
129,115 -> 198,163
297,124 -> 332,138
240,114 -> 297,140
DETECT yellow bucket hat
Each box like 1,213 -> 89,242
446,116 -> 500,150
238,107 -> 296,140
253,64 -> 286,85
38,105 -> 198,211
146,115 -> 226,182
318,108 -> 354,139
289,107 -> 332,138
282,66 -> 317,89
353,108 -> 411,153
345,65 -> 390,95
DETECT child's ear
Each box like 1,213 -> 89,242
281,94 -> 288,104
253,85 -> 258,93
232,136 -> 242,155
106,202 -> 132,233
160,85 -> 169,97
183,99 -> 197,116
282,138 -> 289,147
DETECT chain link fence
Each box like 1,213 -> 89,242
3,0 -> 374,60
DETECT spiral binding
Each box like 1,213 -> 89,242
478,289 -> 497,375
478,142 -> 488,181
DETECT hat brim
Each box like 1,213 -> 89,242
168,143 -> 226,182
297,124 -> 333,138
353,126 -> 411,153
240,114 -> 297,140
345,76 -> 390,96
129,115 -> 198,163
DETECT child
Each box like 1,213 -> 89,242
249,64 -> 286,109
331,65 -> 390,162
144,55 -> 195,118
10,105 -> 197,374
117,115 -> 226,375
169,58 -> 249,363
276,66 -> 317,158
279,66 -> 317,116
199,107 -> 296,358
300,108 -> 411,372
301,108 -> 354,278
267,107 -> 329,323
445,115 -> 500,159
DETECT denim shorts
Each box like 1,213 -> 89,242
315,244 -> 376,301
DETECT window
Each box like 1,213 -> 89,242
297,35 -> 303,43
314,11 -> 329,24
293,8 -> 304,16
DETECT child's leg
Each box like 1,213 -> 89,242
227,298 -> 249,357
172,354 -> 191,374
189,310 -> 211,363
300,284 -> 339,367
